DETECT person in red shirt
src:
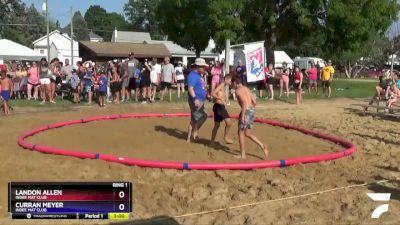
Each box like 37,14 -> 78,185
293,66 -> 303,105
307,62 -> 318,94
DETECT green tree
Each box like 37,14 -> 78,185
209,0 -> 245,52
0,0 -> 28,44
84,5 -> 130,41
156,0 -> 211,57
156,0 -> 245,56
0,1 -> 52,47
25,4 -> 48,46
325,0 -> 399,77
241,0 -> 324,65
72,11 -> 89,41
124,0 -> 161,38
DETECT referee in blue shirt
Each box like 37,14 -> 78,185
187,58 -> 208,143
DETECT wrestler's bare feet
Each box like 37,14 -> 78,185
224,138 -> 234,144
262,144 -> 269,159
234,153 -> 246,159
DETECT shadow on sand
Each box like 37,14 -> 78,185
154,125 -> 263,160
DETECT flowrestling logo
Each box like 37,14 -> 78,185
367,193 -> 391,218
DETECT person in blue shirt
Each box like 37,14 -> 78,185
98,69 -> 108,107
187,58 -> 208,143
84,66 -> 95,104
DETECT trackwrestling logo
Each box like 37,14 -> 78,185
367,193 -> 391,218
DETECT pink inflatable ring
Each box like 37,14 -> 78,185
17,113 -> 357,170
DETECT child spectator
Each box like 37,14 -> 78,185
84,66 -> 95,104
98,69 -> 108,107
68,69 -> 80,103
1,71 -> 13,115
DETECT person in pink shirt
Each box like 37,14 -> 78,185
210,61 -> 223,93
307,61 -> 318,94
27,61 -> 40,100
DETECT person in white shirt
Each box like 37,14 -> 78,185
175,61 -> 185,98
150,58 -> 161,102
160,57 -> 175,102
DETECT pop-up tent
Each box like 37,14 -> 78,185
0,39 -> 43,61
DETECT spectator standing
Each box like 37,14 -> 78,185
140,59 -> 152,104
175,61 -> 185,98
27,62 -> 40,100
236,59 -> 247,86
84,65 -> 95,104
293,66 -> 303,105
307,62 -> 318,95
98,69 -> 108,107
160,57 -> 175,102
39,58 -> 51,104
14,64 -> 27,99
321,60 -> 335,98
1,70 -> 12,115
265,63 -> 275,100
279,62 -> 290,99
150,59 -> 160,102
123,53 -> 138,102
211,61 -> 223,94
68,69 -> 80,103
110,62 -> 122,104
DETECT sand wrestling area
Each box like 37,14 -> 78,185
0,98 -> 399,225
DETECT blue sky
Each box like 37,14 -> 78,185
22,0 -> 126,26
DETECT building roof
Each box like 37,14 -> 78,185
89,31 -> 103,40
112,31 -> 151,43
32,30 -> 72,45
144,40 -> 217,57
79,41 -> 171,58
0,39 -> 42,61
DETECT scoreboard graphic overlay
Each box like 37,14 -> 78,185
9,182 -> 132,220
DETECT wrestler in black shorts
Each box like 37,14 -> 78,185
213,103 -> 229,122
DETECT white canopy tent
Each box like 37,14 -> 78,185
0,39 -> 43,61
274,51 -> 294,69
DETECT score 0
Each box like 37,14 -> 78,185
113,182 -> 130,212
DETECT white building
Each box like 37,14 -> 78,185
111,28 -> 218,65
32,30 -> 81,63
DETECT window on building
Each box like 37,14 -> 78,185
40,50 -> 44,54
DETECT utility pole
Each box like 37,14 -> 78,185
45,0 -> 50,61
70,6 -> 74,66
390,43 -> 394,77
225,39 -> 230,76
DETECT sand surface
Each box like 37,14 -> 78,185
0,99 -> 399,225
28,117 -> 339,163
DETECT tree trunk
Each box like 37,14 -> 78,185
344,61 -> 351,78
352,65 -> 365,78
265,25 -> 277,66
195,49 -> 201,58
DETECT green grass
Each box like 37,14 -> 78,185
6,79 -> 377,108
303,78 -> 376,99
252,78 -> 377,100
